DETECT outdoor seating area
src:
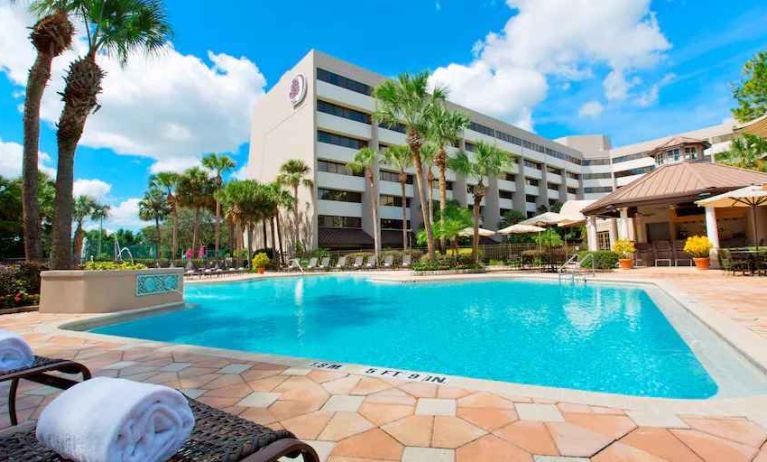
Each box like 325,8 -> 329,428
184,260 -> 249,279
291,254 -> 414,272
719,248 -> 767,276
633,241 -> 693,267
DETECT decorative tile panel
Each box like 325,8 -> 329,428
136,273 -> 180,296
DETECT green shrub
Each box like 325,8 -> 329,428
412,255 -> 483,272
0,264 -> 43,307
578,251 -> 619,269
251,252 -> 271,269
0,267 -> 20,297
84,261 -> 148,271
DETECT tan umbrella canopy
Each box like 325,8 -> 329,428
519,212 -> 571,227
735,114 -> 767,138
696,184 -> 767,248
459,227 -> 496,237
497,224 -> 546,235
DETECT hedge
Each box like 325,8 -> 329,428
577,250 -> 619,269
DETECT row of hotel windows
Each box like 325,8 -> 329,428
318,214 -> 409,230
318,187 -> 413,207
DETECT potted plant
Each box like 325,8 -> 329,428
251,252 -> 270,274
612,239 -> 636,269
684,235 -> 713,270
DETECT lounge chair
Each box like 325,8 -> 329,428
365,256 -> 377,269
305,257 -> 318,271
318,257 -> 331,270
1,356 -> 91,425
286,259 -> 301,272
334,255 -> 347,270
0,397 -> 319,462
382,255 -> 394,268
401,254 -> 412,268
351,256 -> 364,269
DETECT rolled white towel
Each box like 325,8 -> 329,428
36,377 -> 195,462
0,328 -> 34,372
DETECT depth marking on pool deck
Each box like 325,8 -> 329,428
309,361 -> 449,384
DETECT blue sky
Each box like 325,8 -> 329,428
0,0 -> 766,230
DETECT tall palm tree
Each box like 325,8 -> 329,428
347,147 -> 381,259
449,142 -> 514,263
89,202 -> 110,258
201,153 -> 236,258
151,171 -> 180,260
266,182 -> 293,266
138,187 -> 171,262
19,1 -> 76,262
382,145 -> 412,250
420,142 -> 438,228
374,72 -> 447,259
71,195 -> 96,264
428,104 -> 469,252
276,159 -> 313,254
48,0 -> 171,269
218,180 -> 271,265
176,167 -> 215,254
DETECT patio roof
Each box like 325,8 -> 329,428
582,162 -> 767,216
649,136 -> 711,156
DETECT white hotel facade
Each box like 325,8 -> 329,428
247,50 -> 734,250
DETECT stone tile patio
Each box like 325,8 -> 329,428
1,269 -> 766,461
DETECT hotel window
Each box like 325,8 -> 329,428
380,194 -> 411,208
548,199 -> 558,207
318,215 -> 362,229
685,146 -> 699,160
318,159 -> 364,177
582,158 -> 611,166
317,188 -> 362,203
567,172 -> 580,180
525,177 -> 539,187
379,170 -> 413,184
316,68 -> 372,95
567,187 -> 578,195
584,186 -> 613,194
597,231 -> 611,250
583,172 -> 612,180
465,141 -> 476,152
525,194 -> 537,203
614,165 -> 653,178
469,121 -> 495,137
547,182 -> 559,191
381,218 -> 410,230
524,160 -> 542,170
546,166 -> 563,175
381,122 -> 406,133
317,130 -> 368,150
317,100 -> 371,124
612,152 -> 648,163
499,190 -> 513,200
504,173 -> 516,182
431,179 -> 454,191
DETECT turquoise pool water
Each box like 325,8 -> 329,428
93,276 -> 718,398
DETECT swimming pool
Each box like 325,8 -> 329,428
92,276 -> 719,398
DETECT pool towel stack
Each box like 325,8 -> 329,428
0,328 -> 34,372
36,377 -> 195,462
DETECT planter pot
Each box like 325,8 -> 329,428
618,258 -> 634,270
693,257 -> 710,270
257,267 -> 266,274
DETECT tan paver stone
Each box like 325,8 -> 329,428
197,395 -> 241,409
217,363 -> 252,374
323,376 -> 362,395
240,367 -> 286,381
754,447 -> 767,462
308,369 -> 349,384
563,412 -> 636,439
626,410 -> 687,428
269,399 -> 324,422
331,428 -> 403,461
456,406 -> 518,431
274,376 -> 330,402
202,373 -> 247,390
238,406 -> 276,425
364,389 -> 417,406
304,440 -> 336,462
557,403 -> 592,414
516,403 -> 565,422
589,406 -> 625,415
493,421 -> 559,456
280,411 -> 335,439
322,395 -> 365,413
203,383 -> 253,399
381,415 -> 434,447
431,416 -> 487,449
402,446 -> 454,462
415,398 -> 456,416
545,422 -> 613,458
237,391 -> 280,407
671,429 -> 758,462
619,427 -> 703,462
457,392 -> 515,409
681,415 -> 767,447
358,402 -> 415,426
399,382 -> 438,398
456,434 -> 533,462
437,386 -> 472,399
283,367 -> 311,376
591,442 -> 666,461
246,375 -> 289,392
351,377 -> 393,395
319,412 -> 376,441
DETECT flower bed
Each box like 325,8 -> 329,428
0,262 -> 44,311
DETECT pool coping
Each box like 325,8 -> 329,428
43,271 -> 767,425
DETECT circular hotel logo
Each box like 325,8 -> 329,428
288,74 -> 307,107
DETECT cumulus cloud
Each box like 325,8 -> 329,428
73,179 -> 112,201
0,3 -> 267,173
430,0 -> 670,126
635,73 -> 675,107
0,138 -> 56,178
103,198 -> 143,231
578,101 -> 604,119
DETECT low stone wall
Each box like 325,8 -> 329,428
40,268 -> 184,314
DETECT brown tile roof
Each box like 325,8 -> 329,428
649,136 -> 711,156
582,162 -> 767,215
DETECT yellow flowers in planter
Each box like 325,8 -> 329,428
251,252 -> 271,270
612,239 -> 636,259
683,235 -> 713,258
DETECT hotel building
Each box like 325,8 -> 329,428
247,50 -> 735,250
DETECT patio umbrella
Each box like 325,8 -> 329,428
459,227 -> 496,237
497,224 -> 545,235
696,184 -> 767,249
519,212 -> 572,227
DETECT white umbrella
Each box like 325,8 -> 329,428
519,212 -> 571,227
459,227 -> 496,237
497,224 -> 546,235
696,184 -> 767,248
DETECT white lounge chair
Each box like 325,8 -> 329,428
305,257 -> 318,271
334,256 -> 347,270
382,255 -> 394,268
318,257 -> 330,270
351,256 -> 364,269
401,254 -> 412,268
365,256 -> 377,269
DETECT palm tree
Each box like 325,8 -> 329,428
427,104 -> 469,252
422,201 -> 473,256
277,159 -> 313,254
266,182 -> 294,266
382,145 -> 412,250
150,172 -> 180,260
71,195 -> 96,264
89,202 -> 110,258
48,0 -> 171,269
18,1 -> 76,262
176,167 -> 215,254
347,147 -> 381,258
218,180 -> 271,265
374,72 -> 447,259
201,153 -> 236,258
716,134 -> 767,172
420,142 -> 438,228
138,187 -> 171,262
449,142 -> 514,263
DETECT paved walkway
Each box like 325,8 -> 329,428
1,270 -> 766,461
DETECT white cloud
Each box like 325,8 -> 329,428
73,179 -> 111,201
578,101 -> 604,118
635,73 -> 675,107
0,3 -> 267,173
103,198 -> 143,231
0,137 -> 56,178
430,0 -> 670,126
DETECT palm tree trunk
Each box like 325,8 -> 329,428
269,215 -> 276,251
437,148 -> 448,255
228,220 -> 235,256
246,223 -> 253,267
72,223 -> 84,265
472,195 -> 482,264
275,211 -> 284,266
293,185 -> 300,254
50,55 -> 104,270
427,168 -> 435,230
22,52 -> 53,262
171,206 -> 178,261
154,217 -> 161,262
192,207 -> 200,253
214,198 -> 221,258
400,179 -> 408,250
262,220 -> 268,249
408,137 -> 435,259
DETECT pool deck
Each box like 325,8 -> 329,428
2,268 -> 767,461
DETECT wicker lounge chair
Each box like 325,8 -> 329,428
0,397 -> 319,462
1,356 -> 91,425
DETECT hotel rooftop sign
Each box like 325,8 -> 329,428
288,74 -> 307,107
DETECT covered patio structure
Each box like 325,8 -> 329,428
581,162 -> 767,268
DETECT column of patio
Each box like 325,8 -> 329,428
704,206 -> 721,269
586,216 -> 599,251
608,218 -> 619,249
